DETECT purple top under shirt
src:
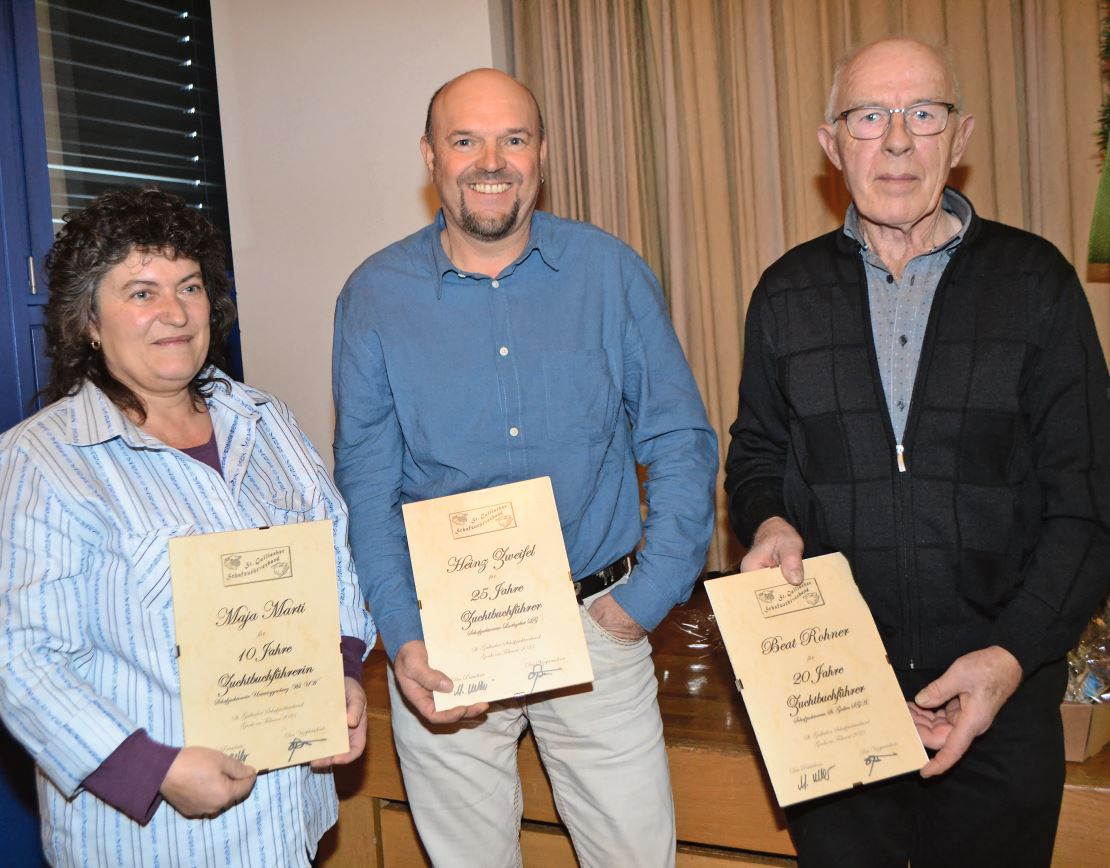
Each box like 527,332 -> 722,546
81,430 -> 367,823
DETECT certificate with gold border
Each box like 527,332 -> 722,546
706,552 -> 927,806
169,520 -> 348,771
403,477 -> 593,711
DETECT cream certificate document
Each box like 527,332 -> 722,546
403,477 -> 593,711
705,552 -> 926,806
168,520 -> 348,771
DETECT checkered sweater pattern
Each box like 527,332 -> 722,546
726,207 -> 1110,674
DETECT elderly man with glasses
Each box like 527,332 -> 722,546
725,37 -> 1110,867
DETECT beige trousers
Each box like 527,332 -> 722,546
387,605 -> 676,868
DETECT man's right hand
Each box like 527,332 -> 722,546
740,516 -> 805,585
160,746 -> 256,818
394,640 -> 490,724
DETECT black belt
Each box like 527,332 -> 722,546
574,552 -> 636,601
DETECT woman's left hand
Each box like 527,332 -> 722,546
310,676 -> 368,769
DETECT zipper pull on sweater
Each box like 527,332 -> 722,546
896,443 -> 907,473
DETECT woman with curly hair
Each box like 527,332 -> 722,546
0,187 -> 374,866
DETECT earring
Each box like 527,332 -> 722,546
90,338 -> 101,351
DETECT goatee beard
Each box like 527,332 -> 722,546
459,196 -> 522,242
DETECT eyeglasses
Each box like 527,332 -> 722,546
835,101 -> 957,140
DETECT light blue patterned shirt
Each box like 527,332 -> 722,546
845,187 -> 973,441
0,375 -> 374,867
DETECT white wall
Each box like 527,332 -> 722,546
210,0 -> 507,464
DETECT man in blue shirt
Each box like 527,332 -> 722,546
333,68 -> 716,866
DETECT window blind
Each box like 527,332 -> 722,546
36,0 -> 231,241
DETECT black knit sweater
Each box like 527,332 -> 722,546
725,199 -> 1110,675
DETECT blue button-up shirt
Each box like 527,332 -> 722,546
333,210 -> 717,658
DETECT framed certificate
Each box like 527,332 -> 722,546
403,477 -> 593,711
169,520 -> 349,771
706,553 -> 927,806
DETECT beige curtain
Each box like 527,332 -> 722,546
513,0 -> 1109,571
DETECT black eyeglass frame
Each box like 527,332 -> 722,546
834,101 -> 958,140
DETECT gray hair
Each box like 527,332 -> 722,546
824,37 -> 963,123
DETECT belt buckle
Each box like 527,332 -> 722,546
612,555 -> 630,583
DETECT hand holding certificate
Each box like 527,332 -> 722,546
706,553 -> 926,806
403,477 -> 593,711
169,520 -> 349,771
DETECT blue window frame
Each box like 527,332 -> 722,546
0,3 -> 241,858
1,0 -> 241,433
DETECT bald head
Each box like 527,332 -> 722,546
816,35 -> 974,242
825,38 -> 961,122
423,68 -> 545,146
418,67 -> 548,254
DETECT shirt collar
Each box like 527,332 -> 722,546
66,369 -> 268,448
427,209 -> 561,299
843,186 -> 973,253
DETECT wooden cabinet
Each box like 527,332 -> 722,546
318,592 -> 1110,867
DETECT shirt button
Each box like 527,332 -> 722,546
899,335 -> 908,346
897,400 -> 906,410
491,279 -> 501,288
457,272 -> 465,279
886,274 -> 894,284
499,346 -> 509,357
509,426 -> 519,437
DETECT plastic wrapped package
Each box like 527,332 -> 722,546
664,599 -> 725,657
1066,595 -> 1110,704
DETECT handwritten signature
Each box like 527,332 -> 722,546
863,753 -> 896,777
797,764 -> 834,791
287,736 -> 323,763
528,662 -> 562,682
526,662 -> 562,695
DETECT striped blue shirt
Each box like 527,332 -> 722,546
0,374 -> 375,867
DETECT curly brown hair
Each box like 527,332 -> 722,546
42,187 -> 238,420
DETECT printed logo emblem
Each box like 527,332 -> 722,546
221,546 -> 293,587
449,502 -> 517,539
754,578 -> 824,618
